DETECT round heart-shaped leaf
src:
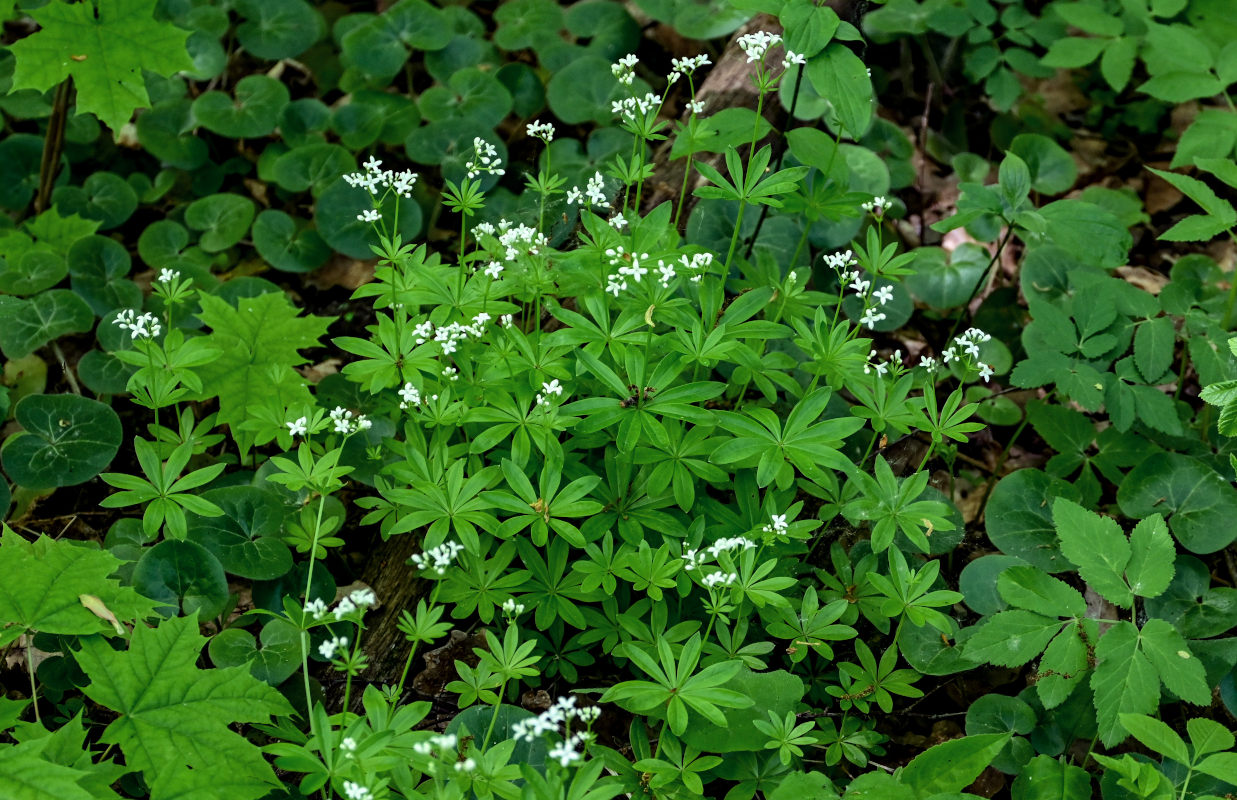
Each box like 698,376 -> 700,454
193,75 -> 291,138
0,247 -> 67,296
0,290 -> 94,360
1118,453 -> 1237,553
338,14 -> 409,81
77,349 -> 136,396
252,210 -> 331,273
185,194 -> 257,253
132,539 -> 229,620
235,0 -> 323,60
315,176 -> 423,259
985,469 -> 1080,573
271,144 -> 353,195
279,98 -> 331,148
208,618 -> 301,685
905,244 -> 988,310
186,486 -> 292,580
51,172 -> 139,231
1,394 -> 122,489
68,235 -> 140,316
136,99 -> 209,170
546,56 -> 627,125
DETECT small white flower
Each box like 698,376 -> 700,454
611,53 -> 638,85
738,31 -> 782,63
977,362 -> 994,382
286,416 -> 308,438
340,737 -> 357,754
848,276 -> 871,294
860,307 -> 887,329
357,208 -> 381,223
783,51 -> 806,68
454,758 -> 478,772
342,781 -> 372,800
484,261 -> 504,279
319,635 -> 348,660
410,541 -> 465,575
501,314 -> 514,328
702,570 -> 738,589
501,598 -> 526,616
542,379 -> 563,397
303,597 -> 327,619
862,196 -> 888,215
920,356 -> 939,373
872,285 -> 894,306
157,268 -> 180,284
608,212 -> 627,230
333,596 -> 357,620
688,99 -> 705,114
526,120 -> 555,142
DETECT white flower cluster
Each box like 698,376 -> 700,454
340,737 -> 357,755
413,732 -> 458,756
783,50 -> 806,68
611,93 -> 663,124
512,696 -> 601,766
343,156 -> 418,199
526,120 -> 555,142
701,571 -> 738,589
319,634 -> 349,660
329,406 -> 372,434
611,53 -> 638,85
497,223 -> 548,261
332,587 -> 377,621
680,251 -> 714,283
683,536 -> 757,571
566,171 -> 610,209
604,246 -> 654,296
537,379 -> 564,408
407,312 -> 495,356
609,212 -> 627,230
286,415 -> 309,438
826,254 -> 896,330
358,209 -> 381,224
113,309 -> 161,340
822,250 -> 857,272
919,355 -> 939,373
410,540 -> 465,575
862,196 -> 888,216
465,138 -> 505,180
502,598 -> 526,616
671,54 -> 711,75
157,268 -> 180,284
942,327 -> 995,382
342,780 -> 372,800
738,31 -> 782,63
762,514 -> 789,537
864,348 -> 904,377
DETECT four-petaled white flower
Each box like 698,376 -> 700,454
157,268 -> 180,284
286,416 -> 308,438
872,285 -> 894,306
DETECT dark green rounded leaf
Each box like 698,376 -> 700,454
252,210 -> 330,273
959,554 -> 1031,615
418,67 -> 512,126
51,172 -> 138,230
1144,555 -> 1237,639
315,177 -> 423,259
193,75 -> 291,139
271,143 -> 353,195
186,486 -> 292,580
209,618 -> 301,685
0,247 -> 66,296
446,704 -> 548,772
0,134 -> 44,211
77,349 -> 136,395
136,99 -> 209,170
905,244 -> 988,309
236,0 -> 323,60
546,56 -> 625,125
0,289 -> 94,360
494,0 -> 563,51
279,98 -> 331,148
68,235 -> 139,316
185,194 -> 256,253
132,539 -> 229,619
1118,453 -> 1237,553
1,394 -> 122,489
985,469 -> 1080,572
1010,133 -> 1077,195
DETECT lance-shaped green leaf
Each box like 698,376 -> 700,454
1091,621 -> 1160,747
0,527 -> 156,646
9,0 -> 194,134
76,614 -> 292,800
900,732 -> 1012,796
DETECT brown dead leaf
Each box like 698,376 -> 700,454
412,629 -> 488,697
305,254 -> 376,291
1116,266 -> 1169,295
1145,166 -> 1184,215
297,358 -> 342,384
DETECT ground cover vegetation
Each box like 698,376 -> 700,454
0,0 -> 1235,797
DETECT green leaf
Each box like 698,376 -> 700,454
445,704 -> 549,773
185,194 -> 256,253
1196,752 -> 1237,784
208,618 -> 301,685
132,540 -> 229,620
1133,317 -> 1175,383
76,614 -> 292,800
1139,618 -> 1211,706
0,290 -> 94,360
191,291 -> 329,431
679,668 -> 805,753
986,470 -> 1079,573
1,394 -> 122,489
1148,167 -> 1237,223
1041,36 -> 1108,69
234,0 -> 322,60
900,733 -> 1012,796
1187,717 -> 1235,757
904,244 -> 987,310
9,0 -> 193,134
1010,134 -> 1077,195
1091,621 -> 1159,747
964,610 -> 1063,667
997,566 -> 1086,618
1140,72 -> 1226,103
1117,713 -> 1188,765
0,528 -> 156,645
1124,515 -> 1174,599
1052,498 -> 1133,607
805,42 -> 873,139
1038,200 -> 1133,269
1054,2 -> 1123,36
1118,453 -> 1237,553
185,486 -> 292,580
192,75 -> 290,139
1010,754 -> 1092,800
251,210 -> 330,273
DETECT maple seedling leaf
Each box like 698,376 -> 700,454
0,526 -> 157,647
10,0 -> 194,134
191,290 -> 331,432
76,614 -> 293,800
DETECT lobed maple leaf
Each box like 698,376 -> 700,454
76,614 -> 293,800
10,0 -> 194,134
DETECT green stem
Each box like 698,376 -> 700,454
480,678 -> 509,751
916,440 -> 937,473
26,637 -> 39,724
341,622 -> 362,719
723,201 -> 748,275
